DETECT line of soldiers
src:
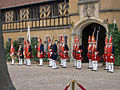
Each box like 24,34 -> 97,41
73,36 -> 83,69
103,35 -> 115,73
10,35 -> 115,72
87,34 -> 115,73
10,40 -> 33,66
10,36 -> 69,69
87,35 -> 101,71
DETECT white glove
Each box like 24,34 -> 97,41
95,52 -> 97,55
110,56 -> 113,59
64,51 -> 66,53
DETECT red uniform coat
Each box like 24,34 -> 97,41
47,44 -> 53,58
61,44 -> 69,59
73,44 -> 77,59
107,45 -> 115,63
87,44 -> 92,59
76,49 -> 83,60
24,45 -> 27,57
91,52 -> 100,61
103,45 -> 108,62
58,43 -> 62,58
37,45 -> 45,58
10,46 -> 15,55
107,54 -> 115,63
26,45 -> 33,59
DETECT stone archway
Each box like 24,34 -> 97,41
82,23 -> 106,62
71,17 -> 108,62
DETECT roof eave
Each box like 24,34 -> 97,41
1,0 -> 55,10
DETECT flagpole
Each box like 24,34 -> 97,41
27,21 -> 31,43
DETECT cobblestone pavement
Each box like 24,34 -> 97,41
7,63 -> 120,90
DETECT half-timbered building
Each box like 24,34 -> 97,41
0,0 -> 120,61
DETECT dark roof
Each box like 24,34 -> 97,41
0,0 -> 52,9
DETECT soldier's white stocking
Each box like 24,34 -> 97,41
39,59 -> 43,66
27,59 -> 31,66
24,59 -> 26,64
111,63 -> 114,73
11,59 -> 14,65
19,59 -> 23,65
74,59 -> 77,67
63,59 -> 66,68
108,63 -> 111,72
77,60 -> 81,69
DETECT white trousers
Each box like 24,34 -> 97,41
88,59 -> 92,68
39,59 -> 43,66
74,59 -> 77,67
63,59 -> 66,68
26,59 -> 31,66
52,60 -> 57,69
108,63 -> 114,73
105,61 -> 108,70
49,58 -> 52,66
11,59 -> 14,65
92,61 -> 98,71
24,58 -> 26,64
19,58 -> 23,65
77,60 -> 82,69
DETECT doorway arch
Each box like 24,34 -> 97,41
71,17 -> 108,62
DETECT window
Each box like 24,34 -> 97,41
8,38 -> 12,43
58,35 -> 68,45
39,5 -> 51,18
20,8 -> 29,21
18,37 -> 24,44
5,11 -> 13,22
58,2 -> 69,16
45,36 -> 51,51
31,37 -> 38,43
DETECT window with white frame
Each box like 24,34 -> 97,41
8,37 -> 12,43
58,35 -> 68,45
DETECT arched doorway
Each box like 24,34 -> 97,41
71,17 -> 108,63
82,23 -> 106,62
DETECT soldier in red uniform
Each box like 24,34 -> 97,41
103,35 -> 109,70
61,36 -> 69,68
23,40 -> 27,65
17,43 -> 24,65
73,36 -> 78,67
75,43 -> 83,69
87,36 -> 92,69
58,36 -> 63,66
47,37 -> 53,67
91,36 -> 100,71
10,40 -> 16,65
36,37 -> 45,66
26,40 -> 32,66
107,36 -> 115,73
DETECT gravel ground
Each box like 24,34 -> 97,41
7,63 -> 120,90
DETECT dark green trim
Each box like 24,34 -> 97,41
2,25 -> 72,33
1,0 -> 54,10
100,9 -> 120,12
78,0 -> 99,5
69,13 -> 79,16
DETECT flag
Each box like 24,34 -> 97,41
113,19 -> 116,24
27,21 -> 31,43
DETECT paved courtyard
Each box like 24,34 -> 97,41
7,63 -> 120,90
